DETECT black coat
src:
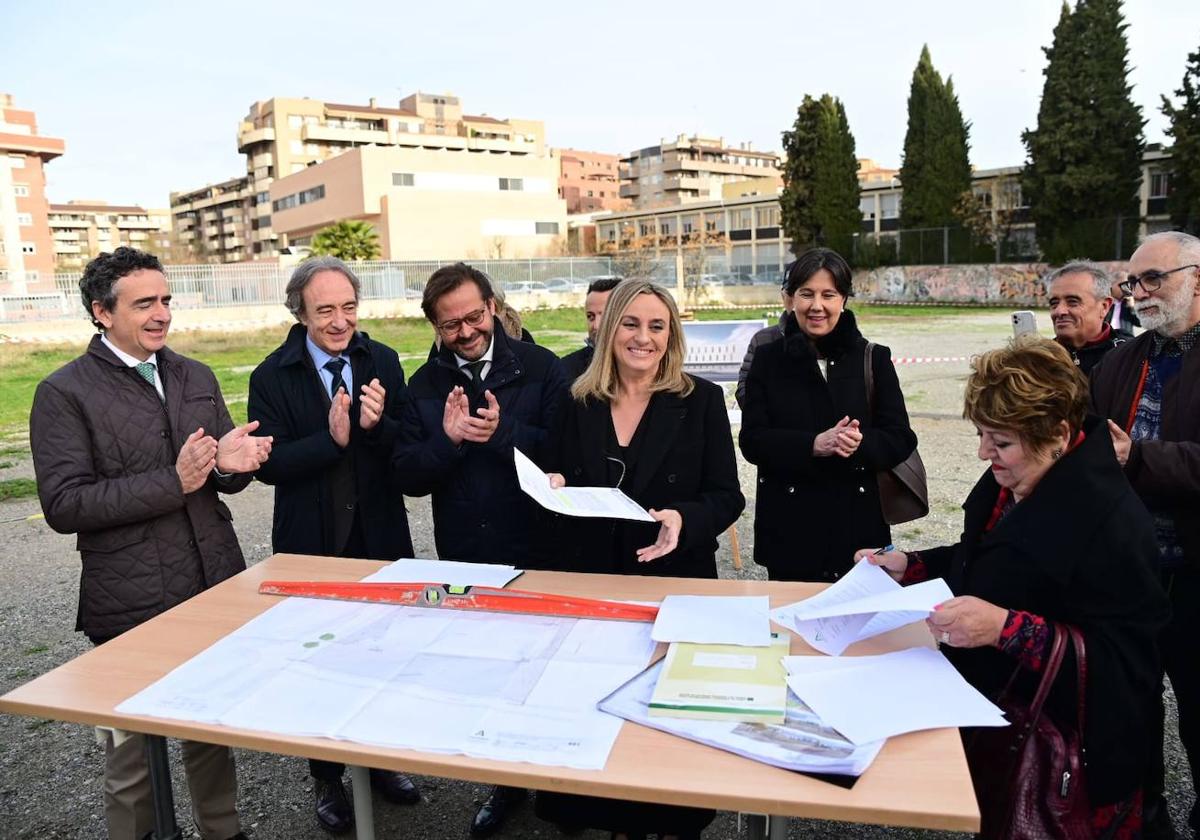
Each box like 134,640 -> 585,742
739,309 -> 917,580
560,344 -> 593,381
1059,325 -> 1133,377
921,416 -> 1170,805
248,324 -> 414,560
536,377 -> 745,578
393,327 -> 568,564
1090,330 -> 1200,568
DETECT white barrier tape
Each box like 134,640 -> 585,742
891,356 -> 970,365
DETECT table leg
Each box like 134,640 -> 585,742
143,734 -> 182,840
745,813 -> 788,840
349,765 -> 376,840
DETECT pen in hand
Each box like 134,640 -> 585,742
873,544 -> 895,556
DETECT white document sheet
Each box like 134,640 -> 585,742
599,659 -> 885,777
651,595 -> 772,647
514,448 -> 654,522
770,561 -> 952,655
361,558 -> 522,588
783,647 -> 1008,745
118,596 -> 658,770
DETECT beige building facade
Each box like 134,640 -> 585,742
237,92 -> 548,259
49,201 -> 171,270
268,143 -> 567,260
0,93 -> 64,293
169,176 -> 255,264
619,135 -> 780,209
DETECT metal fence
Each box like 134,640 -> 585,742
0,257 -> 628,324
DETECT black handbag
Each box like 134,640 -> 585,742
863,342 -> 929,524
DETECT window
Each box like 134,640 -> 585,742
535,222 -> 559,235
290,140 -> 303,154
272,184 -> 325,212
8,154 -> 24,167
13,184 -> 30,197
1150,172 -> 1171,199
880,194 -> 900,219
256,191 -> 270,204
755,206 -> 779,228
21,242 -> 36,254
639,222 -> 655,237
859,196 -> 876,219
499,177 -> 524,191
17,212 -> 32,226
288,115 -> 302,128
731,209 -> 752,230
392,172 -> 415,187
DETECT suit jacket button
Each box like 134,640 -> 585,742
758,477 -> 764,484
787,486 -> 795,494
573,467 -> 582,476
858,486 -> 866,493
160,430 -> 169,439
667,473 -> 676,483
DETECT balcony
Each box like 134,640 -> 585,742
237,126 -> 276,152
117,217 -> 161,229
301,124 -> 388,145
663,175 -> 703,192
48,217 -> 88,228
55,243 -> 82,254
619,183 -> 641,198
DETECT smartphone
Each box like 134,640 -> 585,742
1011,310 -> 1037,337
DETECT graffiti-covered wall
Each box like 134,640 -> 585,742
854,262 -> 1127,306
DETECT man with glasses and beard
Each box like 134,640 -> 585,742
1091,231 -> 1200,839
392,262 -> 568,838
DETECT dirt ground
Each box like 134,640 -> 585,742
0,313 -> 1193,839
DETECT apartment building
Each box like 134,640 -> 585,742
267,143 -> 567,260
0,94 -> 64,293
555,148 -> 626,214
237,92 -> 549,258
169,176 -> 255,264
597,148 -> 1178,275
618,135 -> 780,209
49,201 -> 171,270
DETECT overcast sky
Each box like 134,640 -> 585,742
3,0 -> 1197,208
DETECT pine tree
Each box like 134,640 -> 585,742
898,45 -> 973,231
779,94 -> 861,259
1022,0 -> 1145,262
308,220 -> 381,261
1162,45 -> 1200,233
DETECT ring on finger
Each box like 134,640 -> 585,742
940,631 -> 951,645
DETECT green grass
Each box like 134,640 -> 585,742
22,644 -> 49,655
0,478 -> 37,501
0,304 -> 997,449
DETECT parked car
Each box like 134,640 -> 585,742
582,274 -> 624,290
506,281 -> 549,294
717,272 -> 756,286
544,277 -> 582,294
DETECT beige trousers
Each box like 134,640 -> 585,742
100,729 -> 240,840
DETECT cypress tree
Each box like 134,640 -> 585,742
898,45 -> 973,231
779,94 -> 861,258
1162,45 -> 1200,233
1022,0 -> 1145,261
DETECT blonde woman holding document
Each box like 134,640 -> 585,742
858,337 -> 1168,838
534,279 -> 743,840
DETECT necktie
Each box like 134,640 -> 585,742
465,359 -> 486,391
324,358 -> 348,399
135,361 -> 156,387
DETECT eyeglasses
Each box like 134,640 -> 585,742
436,307 -> 488,336
1119,264 -> 1199,296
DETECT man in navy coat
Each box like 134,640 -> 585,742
248,256 -> 419,834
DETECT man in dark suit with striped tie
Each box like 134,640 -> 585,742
247,256 -> 419,834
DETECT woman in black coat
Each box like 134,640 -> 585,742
534,278 -> 744,838
862,338 -> 1170,836
739,248 -> 917,581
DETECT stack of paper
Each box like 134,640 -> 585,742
600,660 -> 884,778
782,648 -> 1009,744
361,558 -> 523,588
651,595 -> 771,647
770,560 -> 952,655
649,635 -> 790,724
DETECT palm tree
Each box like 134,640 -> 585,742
308,220 -> 381,261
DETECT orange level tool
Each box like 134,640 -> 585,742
258,581 -> 660,623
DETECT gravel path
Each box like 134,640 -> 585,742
1,314 -> 1194,839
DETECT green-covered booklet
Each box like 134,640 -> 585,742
648,634 -> 789,724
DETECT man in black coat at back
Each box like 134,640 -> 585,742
393,262 -> 567,837
560,274 -> 620,380
247,256 -> 419,835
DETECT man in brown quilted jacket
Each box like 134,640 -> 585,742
29,247 -> 272,840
